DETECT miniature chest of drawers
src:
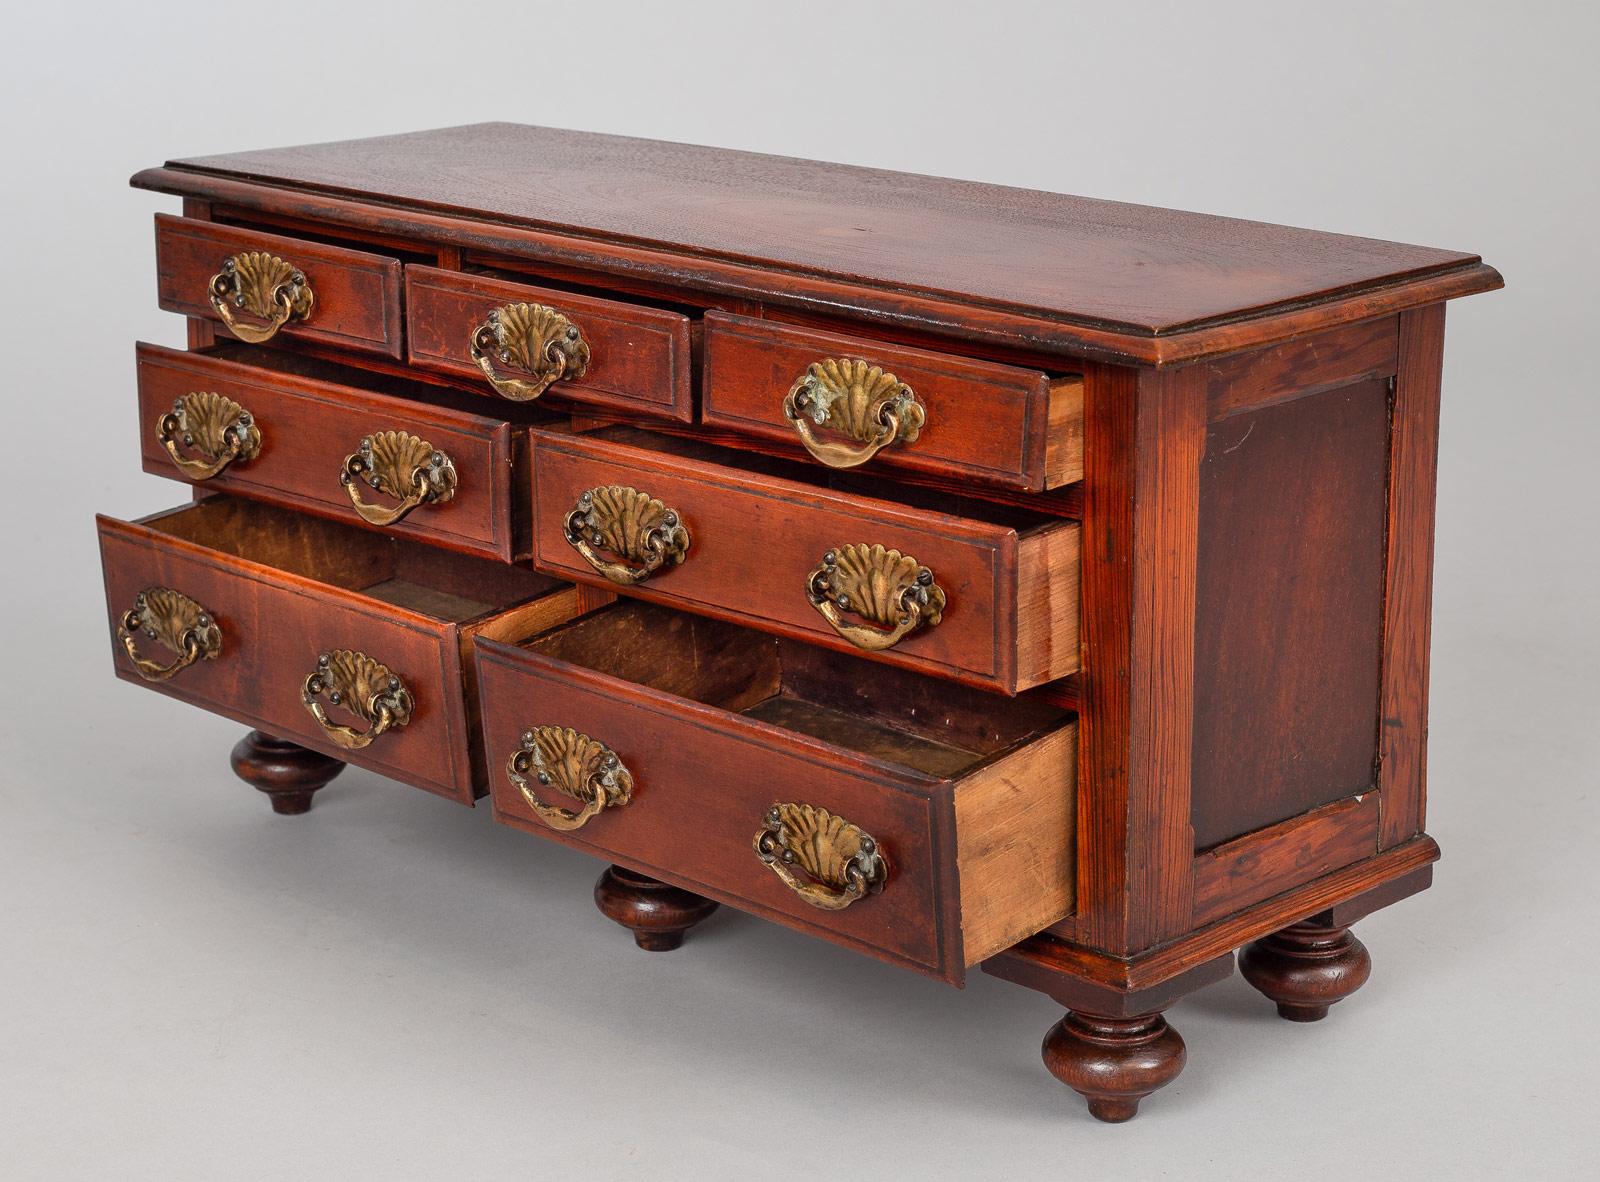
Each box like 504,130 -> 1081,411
104,123 -> 1501,1121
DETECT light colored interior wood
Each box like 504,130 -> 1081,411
1043,376 -> 1085,488
1015,521 -> 1082,685
955,720 -> 1077,963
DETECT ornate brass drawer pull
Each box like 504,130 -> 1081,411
301,650 -> 413,750
117,587 -> 222,683
782,358 -> 925,469
508,725 -> 635,831
157,391 -> 262,480
208,251 -> 314,344
754,803 -> 887,911
806,543 -> 946,651
340,430 -> 458,526
563,485 -> 690,586
469,301 -> 591,401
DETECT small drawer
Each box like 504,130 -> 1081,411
530,427 -> 1080,694
154,214 -> 403,357
702,311 -> 1083,492
136,343 -> 562,562
475,601 -> 1076,982
404,266 -> 694,422
98,497 -> 593,803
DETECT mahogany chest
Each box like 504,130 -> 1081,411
104,123 -> 1500,1120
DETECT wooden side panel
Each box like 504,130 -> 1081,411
153,214 -> 403,358
1191,793 -> 1380,925
1379,304 -> 1447,847
1189,379 -> 1390,850
404,265 -> 694,422
702,311 -> 1071,491
1073,363 -> 1204,954
136,343 -> 520,561
956,721 -> 1076,962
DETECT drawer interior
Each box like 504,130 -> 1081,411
144,497 -> 563,623
517,600 -> 1069,779
585,425 -> 1069,536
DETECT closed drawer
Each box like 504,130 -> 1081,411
703,311 -> 1083,492
136,343 -> 562,562
405,266 -> 694,422
98,497 -> 591,803
154,214 -> 403,357
474,601 -> 1076,983
530,427 -> 1080,694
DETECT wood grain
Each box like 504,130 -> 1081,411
1191,793 -> 1381,926
1189,380 -> 1390,849
99,497 -> 571,802
702,310 -> 1078,491
154,124 -> 1491,337
528,427 -> 1080,693
404,265 -> 694,422
136,343 -> 532,561
1379,304 -> 1447,847
153,214 -> 403,358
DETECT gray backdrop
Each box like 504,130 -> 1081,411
3,1 -> 1594,1177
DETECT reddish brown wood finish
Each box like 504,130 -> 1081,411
99,497 -> 574,802
702,311 -> 1076,492
1190,794 -> 1381,926
141,125 -> 1498,353
230,730 -> 344,815
529,428 -> 1080,693
153,215 -> 403,358
1379,305 -> 1447,848
136,343 -> 542,561
473,602 -> 1074,983
404,265 -> 695,422
1070,362 -> 1204,955
1042,1010 -> 1187,1123
1240,921 -> 1372,1021
1189,379 -> 1391,849
594,865 -> 720,951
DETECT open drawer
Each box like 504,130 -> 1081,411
98,496 -> 596,803
530,426 -> 1080,694
474,600 -> 1077,982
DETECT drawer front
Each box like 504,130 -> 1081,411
136,344 -> 523,561
702,311 -> 1082,491
99,512 -> 476,801
154,215 -> 403,357
474,640 -> 960,979
405,266 -> 694,422
531,431 -> 1080,693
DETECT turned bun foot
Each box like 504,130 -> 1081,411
594,865 -> 719,951
1240,921 -> 1372,1022
230,730 -> 344,816
1042,1011 -> 1186,1122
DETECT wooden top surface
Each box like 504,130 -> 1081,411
139,123 -> 1500,358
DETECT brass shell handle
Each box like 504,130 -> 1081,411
782,359 -> 925,469
117,587 -> 222,683
469,301 -> 591,401
508,725 -> 634,831
806,543 -> 946,652
301,650 -> 413,750
157,391 -> 262,480
563,485 -> 690,586
340,430 -> 458,527
209,251 -> 314,344
754,803 -> 888,911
